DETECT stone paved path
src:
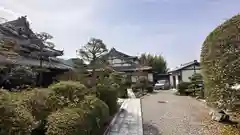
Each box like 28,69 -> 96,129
142,90 -> 219,135
105,99 -> 143,135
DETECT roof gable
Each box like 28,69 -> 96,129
1,16 -> 34,39
108,48 -> 136,58
168,60 -> 200,72
0,16 -> 63,56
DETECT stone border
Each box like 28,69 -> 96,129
103,99 -> 130,135
103,88 -> 143,135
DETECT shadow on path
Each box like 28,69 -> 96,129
143,123 -> 162,135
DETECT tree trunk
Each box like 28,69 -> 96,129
91,57 -> 97,87
91,68 -> 96,86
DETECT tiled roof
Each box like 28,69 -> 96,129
106,48 -> 137,59
168,60 -> 199,72
88,48 -> 152,72
0,55 -> 73,70
0,16 -> 63,56
112,65 -> 152,72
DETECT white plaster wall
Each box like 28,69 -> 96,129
182,69 -> 201,82
122,63 -> 131,66
108,58 -> 132,67
169,75 -> 174,87
175,75 -> 179,86
112,58 -> 122,63
148,73 -> 153,82
131,76 -> 137,82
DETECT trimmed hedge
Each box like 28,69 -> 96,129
46,96 -> 109,135
0,81 -> 111,135
78,95 -> 109,134
177,82 -> 191,95
0,90 -> 36,135
46,107 -> 86,135
200,14 -> 240,107
48,81 -> 89,105
19,89 -> 53,121
96,78 -> 118,115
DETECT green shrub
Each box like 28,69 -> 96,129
0,90 -> 36,135
177,82 -> 191,95
18,89 -> 63,135
146,84 -> 154,93
132,77 -> 149,92
79,96 -> 109,134
187,73 -> 204,97
46,107 -> 87,135
56,70 -> 91,87
96,80 -> 118,115
56,70 -> 82,81
118,86 -> 128,98
132,83 -> 141,92
18,89 -> 53,121
200,14 -> 240,108
46,96 -> 109,135
104,72 -> 129,98
220,125 -> 240,135
1,65 -> 38,89
48,81 -> 89,105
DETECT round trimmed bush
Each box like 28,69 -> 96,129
80,95 -> 110,134
0,90 -> 36,135
201,14 -> 240,106
177,82 -> 191,95
46,107 -> 87,135
96,81 -> 118,115
19,89 -> 53,121
48,81 -> 89,104
46,96 -> 109,135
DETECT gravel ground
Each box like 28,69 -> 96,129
141,90 -> 221,135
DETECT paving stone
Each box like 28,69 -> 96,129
106,99 -> 143,135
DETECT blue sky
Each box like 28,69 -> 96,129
0,0 -> 240,68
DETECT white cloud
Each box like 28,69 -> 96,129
0,0 -> 236,68
0,6 -> 22,22
0,0 -> 112,58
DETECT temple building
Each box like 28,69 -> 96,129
0,16 -> 73,86
102,48 -> 153,83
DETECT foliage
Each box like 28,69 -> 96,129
67,58 -> 87,71
46,96 -> 109,135
96,77 -> 118,115
177,82 -> 191,95
139,53 -> 167,73
109,73 -> 128,98
55,70 -> 91,88
19,89 -> 53,121
136,77 -> 151,92
78,95 -> 109,134
77,38 -> 108,86
0,80 -> 111,135
77,38 -> 108,63
220,125 -> 240,135
46,107 -> 87,135
36,32 -> 55,48
0,65 -> 38,89
146,84 -> 154,93
48,81 -> 89,106
200,14 -> 240,109
56,70 -> 82,82
0,90 -> 37,135
187,73 -> 204,97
